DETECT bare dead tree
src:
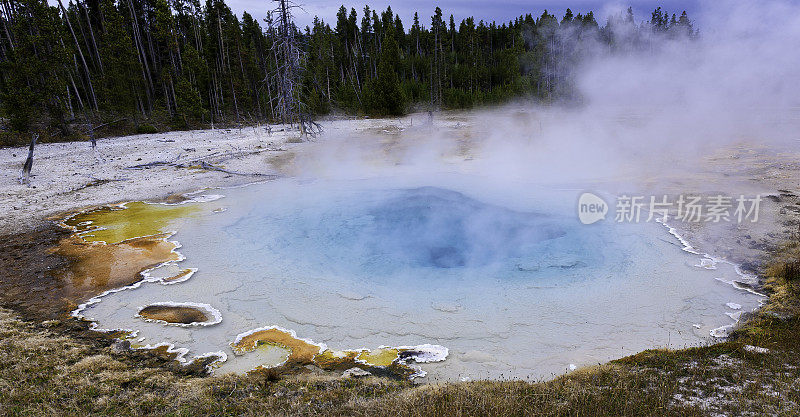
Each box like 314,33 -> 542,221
85,118 -> 126,148
20,133 -> 38,184
265,0 -> 320,139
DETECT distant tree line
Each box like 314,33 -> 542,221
0,0 -> 694,142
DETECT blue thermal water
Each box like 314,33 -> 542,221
227,186 -> 599,282
78,176 -> 763,381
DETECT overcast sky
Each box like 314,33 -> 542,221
233,1 -> 701,29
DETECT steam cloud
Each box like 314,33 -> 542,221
292,0 -> 799,195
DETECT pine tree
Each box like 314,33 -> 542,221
97,0 -> 140,117
0,0 -> 698,138
175,76 -> 203,124
0,0 -> 70,133
363,23 -> 404,115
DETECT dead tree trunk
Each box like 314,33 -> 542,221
20,134 -> 38,184
267,0 -> 320,138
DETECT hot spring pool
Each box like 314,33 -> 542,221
77,175 -> 762,380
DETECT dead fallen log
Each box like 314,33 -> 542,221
125,160 -> 175,169
125,147 -> 282,179
126,157 -> 280,179
126,145 -> 287,171
125,153 -> 183,170
197,161 -> 281,178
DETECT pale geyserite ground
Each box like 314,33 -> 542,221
0,115 -> 426,234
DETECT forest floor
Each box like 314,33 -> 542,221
2,110 -> 800,415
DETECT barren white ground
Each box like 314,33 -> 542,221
0,115 -> 433,233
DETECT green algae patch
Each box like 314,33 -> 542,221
249,343 -> 293,370
232,328 -> 322,364
52,199 -> 207,309
356,348 -> 400,367
312,348 -> 412,377
231,330 -> 425,378
228,321 -> 450,378
63,201 -> 199,244
313,350 -> 360,369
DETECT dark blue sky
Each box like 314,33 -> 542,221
230,0 -> 701,29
